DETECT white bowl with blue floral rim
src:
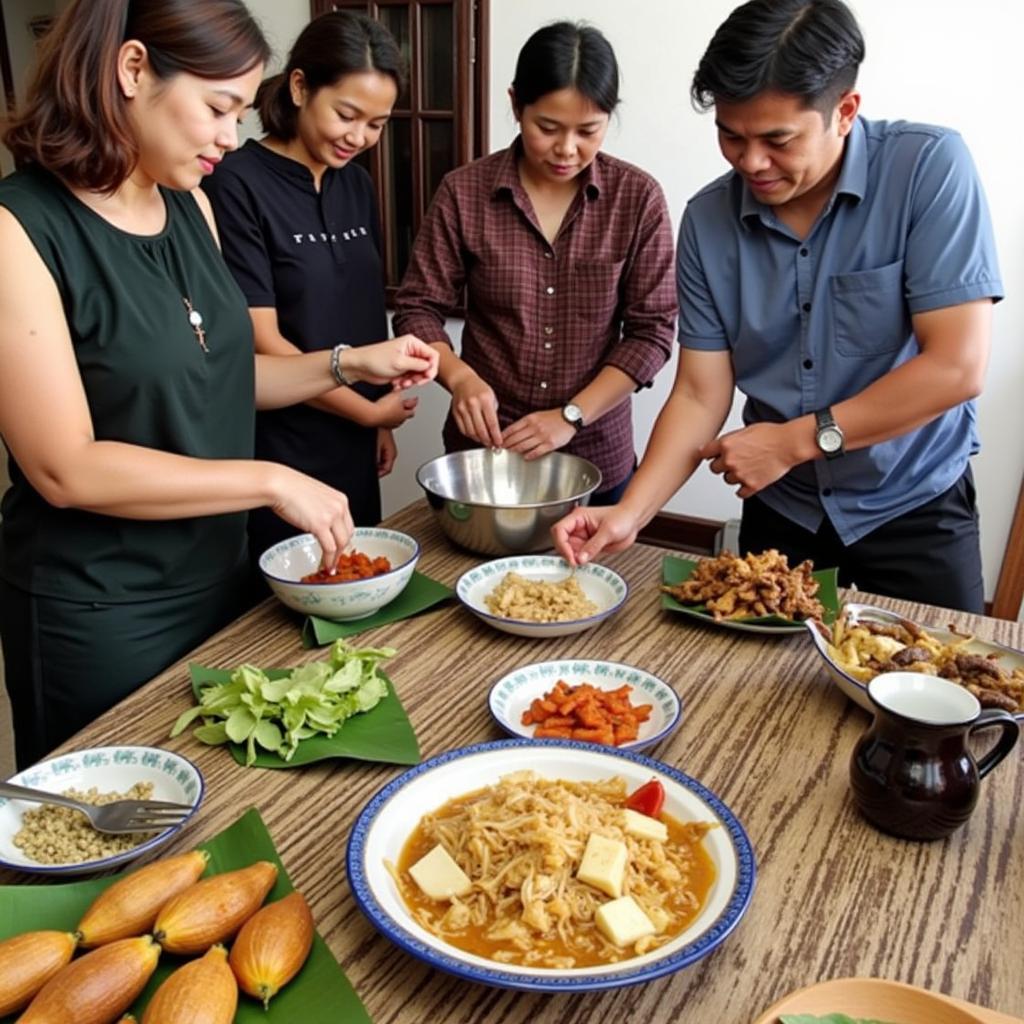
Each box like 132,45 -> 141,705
260,527 -> 420,621
346,738 -> 755,992
0,745 -> 204,876
488,659 -> 682,751
455,555 -> 628,638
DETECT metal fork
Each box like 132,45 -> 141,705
0,781 -> 193,835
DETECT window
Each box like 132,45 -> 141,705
311,0 -> 489,298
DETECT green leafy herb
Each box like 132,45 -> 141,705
780,1015 -> 900,1024
171,639 -> 395,765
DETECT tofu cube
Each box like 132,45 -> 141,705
595,895 -> 657,947
408,844 -> 472,901
622,807 -> 668,843
577,833 -> 628,898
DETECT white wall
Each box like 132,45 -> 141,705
51,0 -> 1011,605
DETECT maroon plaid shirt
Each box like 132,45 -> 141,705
392,141 -> 677,490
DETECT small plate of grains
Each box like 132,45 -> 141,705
0,745 -> 204,875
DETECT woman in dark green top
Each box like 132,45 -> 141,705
0,0 -> 437,768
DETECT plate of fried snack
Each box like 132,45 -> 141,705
661,550 -> 839,635
806,602 -> 1024,718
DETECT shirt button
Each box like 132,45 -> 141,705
539,381 -> 549,389
803,358 -> 813,370
800,248 -> 809,257
802,302 -> 812,312
544,326 -> 554,335
543,342 -> 553,350
545,286 -> 555,296
822,487 -> 833,497
543,251 -> 553,259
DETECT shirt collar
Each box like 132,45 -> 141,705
244,138 -> 327,193
739,115 -> 868,225
490,137 -> 602,201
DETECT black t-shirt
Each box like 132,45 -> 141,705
202,140 -> 388,543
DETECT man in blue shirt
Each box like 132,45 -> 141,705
553,0 -> 1002,612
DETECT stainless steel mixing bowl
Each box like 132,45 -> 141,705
415,449 -> 602,555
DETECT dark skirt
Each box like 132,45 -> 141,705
0,561 -> 259,769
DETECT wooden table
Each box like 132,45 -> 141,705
7,500 -> 1022,1022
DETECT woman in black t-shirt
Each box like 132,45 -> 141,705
203,11 -> 416,563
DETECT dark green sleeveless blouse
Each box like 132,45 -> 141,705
0,167 -> 255,601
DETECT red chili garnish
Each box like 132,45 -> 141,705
624,779 -> 665,818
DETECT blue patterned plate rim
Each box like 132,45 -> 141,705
455,563 -> 629,630
0,746 -> 205,876
486,661 -> 683,751
259,529 -> 420,587
346,738 -> 756,992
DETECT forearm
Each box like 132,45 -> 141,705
571,367 -> 637,425
31,440 -> 283,519
433,342 -> 470,392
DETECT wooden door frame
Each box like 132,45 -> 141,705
0,0 -> 17,114
992,477 -> 1024,620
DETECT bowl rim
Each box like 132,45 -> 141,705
259,528 -> 421,588
0,745 -> 205,876
455,557 -> 629,630
346,737 -> 756,992
415,451 -> 602,509
487,659 -> 683,751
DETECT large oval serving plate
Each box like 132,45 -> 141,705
347,739 -> 755,992
805,602 -> 1024,721
488,660 -> 682,751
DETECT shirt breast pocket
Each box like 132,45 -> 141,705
830,260 -> 910,356
572,259 -> 625,324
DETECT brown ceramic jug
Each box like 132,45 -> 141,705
850,671 -> 1019,840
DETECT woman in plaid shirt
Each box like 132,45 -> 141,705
392,22 -> 676,503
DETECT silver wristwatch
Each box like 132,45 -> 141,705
814,407 -> 845,460
561,403 -> 585,430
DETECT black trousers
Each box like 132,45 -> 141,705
738,467 -> 985,614
0,563 -> 259,769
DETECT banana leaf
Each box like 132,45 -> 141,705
189,666 -> 421,770
0,807 -> 371,1023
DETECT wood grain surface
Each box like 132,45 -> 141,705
5,500 -> 1022,1023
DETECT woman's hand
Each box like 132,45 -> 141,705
377,429 -> 397,477
449,368 -> 503,448
342,335 -> 439,389
551,504 -> 640,566
266,465 -> 354,569
502,409 -> 575,459
371,391 -> 419,429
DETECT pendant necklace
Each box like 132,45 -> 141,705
181,297 -> 209,353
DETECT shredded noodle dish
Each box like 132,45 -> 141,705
390,772 -> 715,969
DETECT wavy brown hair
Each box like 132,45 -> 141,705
2,0 -> 270,193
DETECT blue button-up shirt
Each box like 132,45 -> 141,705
677,117 -> 1003,544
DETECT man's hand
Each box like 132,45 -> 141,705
551,505 -> 641,566
701,421 -> 801,497
502,409 -> 575,459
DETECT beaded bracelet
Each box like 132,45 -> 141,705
330,343 -> 353,387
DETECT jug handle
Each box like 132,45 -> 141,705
971,709 -> 1020,780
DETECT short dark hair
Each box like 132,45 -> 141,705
2,0 -> 270,192
257,12 -> 406,140
511,21 -> 619,114
691,0 -> 865,115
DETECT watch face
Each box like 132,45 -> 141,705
818,426 -> 843,453
563,404 -> 584,427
